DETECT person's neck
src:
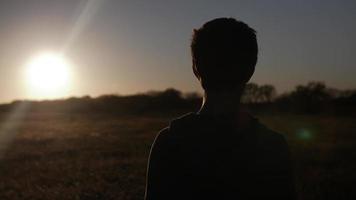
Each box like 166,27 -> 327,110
198,90 -> 242,117
198,90 -> 252,130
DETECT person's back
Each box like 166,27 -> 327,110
145,112 -> 295,199
145,18 -> 296,199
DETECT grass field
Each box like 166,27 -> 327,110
0,111 -> 355,199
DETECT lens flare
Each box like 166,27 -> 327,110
296,128 -> 313,141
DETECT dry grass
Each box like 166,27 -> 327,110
0,112 -> 355,199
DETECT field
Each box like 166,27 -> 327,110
0,111 -> 355,200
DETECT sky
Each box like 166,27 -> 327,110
0,0 -> 355,102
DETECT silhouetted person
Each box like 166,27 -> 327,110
145,18 -> 296,199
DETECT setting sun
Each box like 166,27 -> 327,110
25,52 -> 72,99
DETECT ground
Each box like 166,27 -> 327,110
0,112 -> 355,200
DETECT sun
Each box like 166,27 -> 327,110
25,52 -> 72,99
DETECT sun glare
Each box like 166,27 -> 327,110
25,52 -> 72,99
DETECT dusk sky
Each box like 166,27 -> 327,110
0,0 -> 355,102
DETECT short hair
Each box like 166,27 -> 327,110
191,18 -> 258,91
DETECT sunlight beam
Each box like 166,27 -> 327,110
0,102 -> 30,159
61,0 -> 103,54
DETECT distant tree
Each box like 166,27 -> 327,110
295,82 -> 330,101
242,83 -> 276,103
242,83 -> 259,103
290,82 -> 331,113
338,89 -> 356,98
158,88 -> 183,100
258,84 -> 276,103
325,88 -> 342,98
333,89 -> 356,106
145,90 -> 161,97
183,92 -> 202,100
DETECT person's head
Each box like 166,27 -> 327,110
191,18 -> 258,93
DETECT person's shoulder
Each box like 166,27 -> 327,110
153,112 -> 197,146
253,120 -> 287,146
248,119 -> 290,159
169,112 -> 197,131
251,119 -> 291,159
151,127 -> 171,149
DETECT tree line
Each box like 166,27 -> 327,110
242,81 -> 356,114
1,81 -> 355,115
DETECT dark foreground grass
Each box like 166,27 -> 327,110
0,112 -> 355,199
